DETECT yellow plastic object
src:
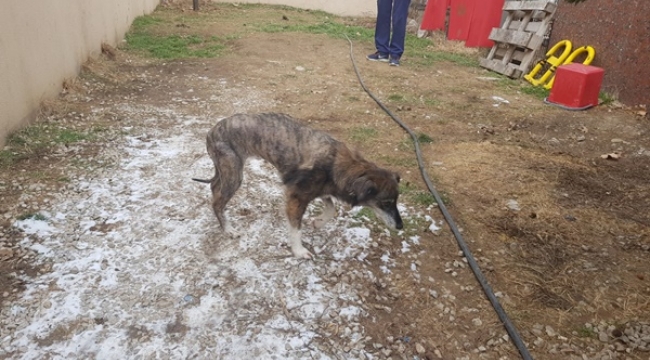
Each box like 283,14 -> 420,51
544,45 -> 596,89
524,40 -> 572,86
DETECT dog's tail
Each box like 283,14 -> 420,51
191,177 -> 212,184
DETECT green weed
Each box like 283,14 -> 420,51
438,190 -> 452,206
398,133 -> 431,153
399,138 -> 415,152
496,76 -> 516,89
576,326 -> 597,338
234,3 -> 324,13
131,15 -> 164,30
350,127 -> 378,142
420,51 -> 478,67
496,75 -> 550,100
400,182 -> 437,207
353,207 -> 377,222
417,133 -> 434,144
125,14 -> 224,59
125,32 -> 224,59
0,150 -> 20,168
8,125 -> 89,149
7,124 -> 91,152
17,213 -> 48,221
56,129 -> 88,144
258,18 -> 374,41
388,94 -> 406,102
406,36 -> 479,67
423,98 -> 441,107
519,83 -> 550,99
401,177 -> 450,206
412,192 -> 436,207
378,154 -> 418,168
1,125 -> 90,168
599,91 -> 616,105
399,182 -> 418,195
401,215 -> 428,236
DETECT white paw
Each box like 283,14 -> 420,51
224,226 -> 242,239
291,245 -> 314,259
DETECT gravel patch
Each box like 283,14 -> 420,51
0,102 -> 386,359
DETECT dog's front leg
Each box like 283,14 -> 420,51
286,192 -> 313,259
313,196 -> 336,229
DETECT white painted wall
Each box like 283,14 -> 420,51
212,0 -> 377,17
0,0 -> 160,146
0,0 -> 377,146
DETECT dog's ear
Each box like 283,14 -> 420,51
393,172 -> 401,184
351,176 -> 377,203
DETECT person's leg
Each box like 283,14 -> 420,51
388,0 -> 412,59
374,0 -> 394,55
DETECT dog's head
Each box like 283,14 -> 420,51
351,169 -> 403,230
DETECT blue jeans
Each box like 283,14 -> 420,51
374,0 -> 412,59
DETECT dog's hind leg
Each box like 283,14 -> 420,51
285,190 -> 313,259
209,142 -> 244,236
313,196 -> 336,229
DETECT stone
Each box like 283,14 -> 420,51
599,331 -> 609,342
506,199 -> 521,211
532,324 -> 544,336
0,247 -> 13,259
545,325 -> 557,337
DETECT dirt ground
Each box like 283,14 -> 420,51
1,3 -> 649,360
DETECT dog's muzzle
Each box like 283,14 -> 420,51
394,210 -> 403,230
373,206 -> 403,230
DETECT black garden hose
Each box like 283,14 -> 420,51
344,36 -> 534,360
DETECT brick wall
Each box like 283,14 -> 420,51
549,0 -> 649,107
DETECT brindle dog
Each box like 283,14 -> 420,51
193,113 -> 403,258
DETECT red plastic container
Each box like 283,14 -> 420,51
547,63 -> 605,109
465,0 -> 504,47
448,0 -> 474,41
420,0 -> 504,48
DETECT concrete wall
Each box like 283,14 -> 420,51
211,0 -> 377,17
550,0 -> 649,107
0,0 -> 160,147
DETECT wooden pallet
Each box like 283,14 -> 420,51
480,0 -> 557,78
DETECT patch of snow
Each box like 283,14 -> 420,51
5,105 -> 375,359
425,215 -> 441,233
14,218 -> 57,236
